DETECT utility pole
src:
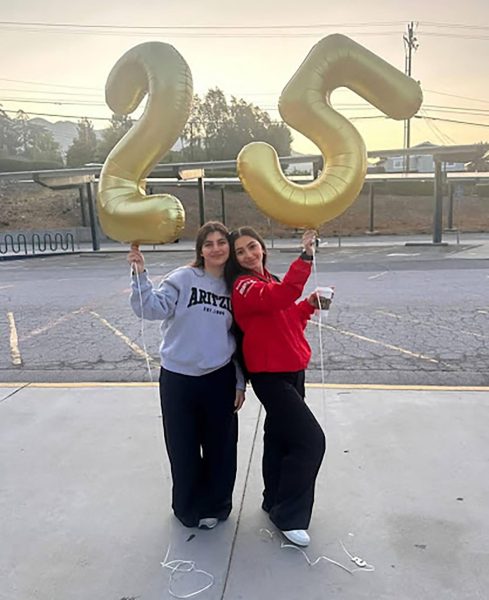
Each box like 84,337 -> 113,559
403,21 -> 419,173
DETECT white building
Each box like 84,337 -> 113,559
383,142 -> 466,173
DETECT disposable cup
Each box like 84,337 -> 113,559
316,286 -> 334,310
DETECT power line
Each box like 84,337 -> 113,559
0,20 -> 404,39
424,89 -> 489,105
1,106 -> 387,124
1,88 -> 102,98
1,79 -> 487,108
1,97 -> 107,107
415,115 -> 489,128
6,92 -> 489,117
1,108 -> 111,122
420,108 -> 456,145
0,28 -> 403,39
420,21 -> 489,31
0,20 -> 405,30
6,86 -> 489,118
422,107 -> 489,117
0,77 -> 100,91
6,92 -> 489,123
419,32 -> 489,40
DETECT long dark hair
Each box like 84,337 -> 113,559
224,226 -> 268,289
190,221 -> 229,269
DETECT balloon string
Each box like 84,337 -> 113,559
132,263 -> 154,382
311,245 -> 328,437
161,543 -> 215,598
132,259 -> 215,597
259,529 -> 375,574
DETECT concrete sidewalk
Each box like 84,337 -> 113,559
1,383 -> 489,600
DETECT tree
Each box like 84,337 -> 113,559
465,143 -> 489,172
181,94 -> 207,161
178,88 -> 292,161
201,88 -> 231,160
66,118 -> 98,167
0,108 -> 19,156
96,113 -> 133,161
13,111 -> 62,162
0,109 -> 62,163
28,126 -> 63,162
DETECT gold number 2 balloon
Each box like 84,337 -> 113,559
97,42 -> 193,244
237,34 -> 423,229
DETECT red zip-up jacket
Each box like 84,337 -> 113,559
231,257 -> 315,373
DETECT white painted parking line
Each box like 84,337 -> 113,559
7,312 -> 22,366
368,271 -> 388,280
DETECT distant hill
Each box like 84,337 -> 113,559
29,118 -> 80,154
28,118 -> 183,155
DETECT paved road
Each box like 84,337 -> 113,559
1,242 -> 488,385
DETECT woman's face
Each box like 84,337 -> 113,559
201,231 -> 230,269
234,235 -> 265,273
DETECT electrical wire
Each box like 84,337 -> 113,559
0,20 -> 405,39
0,19 -> 405,31
415,114 -> 489,128
419,32 -> 489,41
1,108 -> 111,121
0,77 -> 101,91
421,21 -> 489,31
424,89 -> 489,106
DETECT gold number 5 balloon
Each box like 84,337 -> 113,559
97,42 -> 193,244
237,34 -> 423,228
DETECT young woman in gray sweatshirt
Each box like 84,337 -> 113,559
128,221 -> 245,529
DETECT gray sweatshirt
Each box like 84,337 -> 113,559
130,266 -> 244,389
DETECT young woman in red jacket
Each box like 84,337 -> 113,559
225,227 -> 329,547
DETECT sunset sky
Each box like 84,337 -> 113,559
1,0 -> 489,155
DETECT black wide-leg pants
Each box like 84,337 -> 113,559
250,370 -> 326,531
159,362 -> 238,527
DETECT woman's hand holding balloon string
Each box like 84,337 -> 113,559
234,390 -> 246,413
127,243 -> 145,274
302,229 -> 316,256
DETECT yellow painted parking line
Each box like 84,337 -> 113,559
1,382 -> 488,392
306,383 -> 489,392
0,382 -> 158,388
89,310 -> 157,364
7,312 -> 22,366
377,310 -> 488,340
311,320 -> 441,364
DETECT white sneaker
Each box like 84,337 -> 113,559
198,517 -> 218,529
281,529 -> 310,546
